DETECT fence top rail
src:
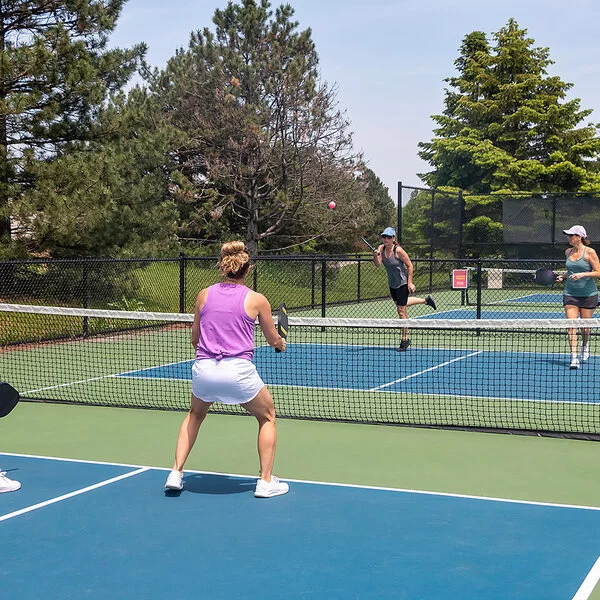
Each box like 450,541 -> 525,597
400,184 -> 600,199
0,255 -> 570,267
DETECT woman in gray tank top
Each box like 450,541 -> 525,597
372,227 -> 437,350
557,225 -> 600,369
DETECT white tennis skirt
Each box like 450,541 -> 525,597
191,358 -> 265,405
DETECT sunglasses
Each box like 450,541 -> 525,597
381,235 -> 393,239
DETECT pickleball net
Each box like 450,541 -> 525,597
1,303 -> 599,437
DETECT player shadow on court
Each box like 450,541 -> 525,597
542,356 -> 592,368
164,473 -> 255,497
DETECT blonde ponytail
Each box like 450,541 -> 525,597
218,241 -> 251,278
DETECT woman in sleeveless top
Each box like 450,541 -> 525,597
372,227 -> 437,350
557,226 -> 600,369
165,241 -> 289,498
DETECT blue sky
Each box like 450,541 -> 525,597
109,0 -> 600,204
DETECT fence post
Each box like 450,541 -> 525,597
551,194 -> 557,247
311,259 -> 316,308
429,189 -> 435,259
357,255 -> 361,303
82,259 -> 89,335
397,181 -> 403,243
429,258 -> 434,293
321,258 -> 327,318
476,259 -> 482,320
179,251 -> 186,313
458,190 -> 464,258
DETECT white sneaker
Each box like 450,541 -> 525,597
165,469 -> 183,490
582,345 -> 590,361
0,472 -> 21,493
254,476 -> 289,498
570,357 -> 580,370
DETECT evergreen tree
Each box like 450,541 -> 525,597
0,0 -> 145,256
15,87 -> 181,257
418,19 -> 600,194
150,0 -> 365,254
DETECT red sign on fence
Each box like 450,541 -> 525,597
452,269 -> 469,289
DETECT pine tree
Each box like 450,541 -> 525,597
0,0 -> 145,255
418,19 -> 600,193
150,0 -> 365,254
15,87 -> 181,257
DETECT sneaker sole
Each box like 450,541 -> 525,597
165,484 -> 183,490
254,485 -> 289,498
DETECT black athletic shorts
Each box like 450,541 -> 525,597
390,285 -> 409,306
563,294 -> 599,309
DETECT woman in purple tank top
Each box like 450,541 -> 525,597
164,241 -> 289,498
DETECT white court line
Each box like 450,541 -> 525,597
0,467 -> 149,522
21,358 -> 194,396
2,452 -> 600,512
369,350 -> 483,391
573,555 -> 600,600
22,374 -> 122,396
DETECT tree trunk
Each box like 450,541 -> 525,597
246,215 -> 259,255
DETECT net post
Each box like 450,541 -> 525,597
179,251 -> 186,313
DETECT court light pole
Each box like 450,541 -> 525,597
397,181 -> 402,243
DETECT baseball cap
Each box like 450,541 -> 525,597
381,227 -> 396,237
563,225 -> 587,238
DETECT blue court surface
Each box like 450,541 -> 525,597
125,345 -> 600,403
510,293 -> 563,303
420,309 -> 591,319
1,453 -> 599,599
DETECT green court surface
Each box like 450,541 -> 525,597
3,311 -> 600,436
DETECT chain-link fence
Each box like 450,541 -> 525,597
398,184 -> 600,258
0,254 -> 570,322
